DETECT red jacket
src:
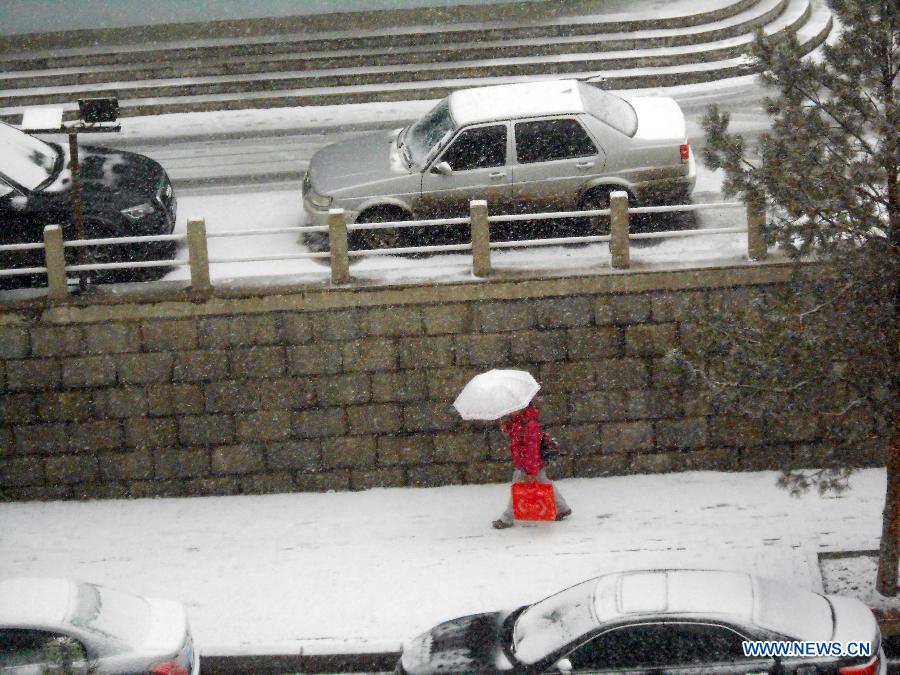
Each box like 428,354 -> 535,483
501,405 -> 543,476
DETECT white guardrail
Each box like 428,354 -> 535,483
0,191 -> 767,300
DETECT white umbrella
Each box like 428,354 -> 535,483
452,369 -> 540,421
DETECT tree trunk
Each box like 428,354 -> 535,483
876,441 -> 899,596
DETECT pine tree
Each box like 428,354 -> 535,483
697,0 -> 897,595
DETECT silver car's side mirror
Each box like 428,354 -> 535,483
432,161 -> 453,176
555,658 -> 573,673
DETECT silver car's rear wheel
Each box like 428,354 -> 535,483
350,207 -> 407,251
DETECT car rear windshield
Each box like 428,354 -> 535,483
404,98 -> 455,168
753,578 -> 833,640
69,583 -> 151,647
0,121 -> 57,191
578,83 -> 638,137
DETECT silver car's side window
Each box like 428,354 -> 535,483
438,124 -> 507,172
514,118 -> 597,164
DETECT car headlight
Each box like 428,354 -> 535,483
121,203 -> 156,220
307,189 -> 332,209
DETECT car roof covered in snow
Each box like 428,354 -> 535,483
0,577 -> 75,628
449,79 -> 587,126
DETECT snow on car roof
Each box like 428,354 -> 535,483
449,79 -> 586,126
611,570 -> 754,621
0,577 -> 74,627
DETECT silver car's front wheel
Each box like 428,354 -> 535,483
350,207 -> 407,252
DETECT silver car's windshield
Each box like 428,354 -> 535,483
0,121 -> 58,190
403,98 -> 455,168
578,83 -> 638,137
512,578 -> 599,665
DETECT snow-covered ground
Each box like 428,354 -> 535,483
0,469 -> 891,655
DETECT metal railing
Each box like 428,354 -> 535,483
0,191 -> 766,300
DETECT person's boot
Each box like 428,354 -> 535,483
492,519 -> 513,529
555,509 -> 572,521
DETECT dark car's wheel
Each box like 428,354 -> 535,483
349,207 -> 409,252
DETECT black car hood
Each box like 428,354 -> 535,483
42,143 -> 163,208
400,611 -> 515,674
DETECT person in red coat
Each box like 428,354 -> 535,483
493,403 -> 571,529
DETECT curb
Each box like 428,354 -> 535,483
201,650 -> 400,674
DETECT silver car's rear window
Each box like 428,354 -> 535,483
69,583 -> 151,647
578,83 -> 638,137
753,578 -> 832,640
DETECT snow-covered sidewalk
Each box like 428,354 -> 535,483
0,468 -> 889,657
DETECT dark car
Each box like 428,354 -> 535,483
0,120 -> 177,284
397,569 -> 886,674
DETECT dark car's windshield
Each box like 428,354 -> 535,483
0,121 -> 58,191
402,98 -> 455,168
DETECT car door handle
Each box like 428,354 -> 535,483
488,171 -> 506,180
575,162 -> 594,170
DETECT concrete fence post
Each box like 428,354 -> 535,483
328,208 -> 350,285
747,196 -> 767,260
187,217 -> 212,293
470,199 -> 491,277
43,224 -> 67,300
609,190 -> 630,270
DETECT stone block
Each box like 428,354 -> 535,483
593,297 -> 614,325
377,434 -> 434,466
739,445 -> 788,471
681,448 -> 740,472
125,418 -> 177,449
173,350 -> 229,383
341,338 -> 397,372
650,356 -> 690,389
425,367 -> 478,402
205,381 -> 259,413
767,413 -> 819,443
145,384 -> 205,417
552,424 -> 602,457
240,472 -> 296,495
625,324 -> 678,357
8,359 -> 61,391
372,370 -> 428,403
94,387 -> 147,419
278,313 -> 312,344
682,387 -> 712,417
601,421 -> 654,453
258,378 -> 316,410
198,315 -> 280,348
178,415 -> 234,446
679,322 -> 710,359
567,327 -> 620,360
639,389 -> 683,419
424,304 -> 472,335
266,440 -> 321,471
408,464 -> 462,487
286,343 -> 343,376
595,359 -> 648,389
453,334 -> 509,366
397,336 -> 453,369
402,401 -> 457,432
141,319 -> 198,351
347,404 -> 402,435
83,324 -> 140,354
533,393 -> 567,424
0,393 -> 34,425
118,353 -> 173,384
0,427 -> 10,454
316,373 -> 370,406
611,294 -> 651,324
295,470 -> 350,492
539,362 -> 596,393
312,310 -> 363,342
651,291 -> 708,322
630,452 -> 681,474
5,485 -> 71,501
475,301 -> 536,333
363,306 -> 424,337
129,478 -> 190,498
212,444 -> 266,475
236,410 -> 294,442
75,481 -> 131,500
709,415 -> 764,447
0,328 -> 29,359
573,454 -> 630,477
15,423 -> 67,454
0,456 -> 44,486
230,346 -> 286,380
155,447 -> 210,479
535,296 -> 593,329
29,326 -> 84,357
68,420 -> 124,451
432,432 -> 488,463
350,467 -> 406,490
509,330 -> 567,363
99,449 -> 154,480
322,436 -> 376,468
571,390 -> 627,423
463,461 -> 511,484
36,390 -> 97,422
60,356 -> 115,389
45,455 -> 98,484
655,418 -> 707,449
294,408 -> 347,438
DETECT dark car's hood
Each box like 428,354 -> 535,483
42,143 -> 163,207
400,611 -> 515,674
307,129 -> 409,197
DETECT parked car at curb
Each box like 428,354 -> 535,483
0,577 -> 199,674
396,569 -> 886,674
302,78 -> 695,252
0,121 -> 177,285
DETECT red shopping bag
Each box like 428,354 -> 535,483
511,480 -> 557,521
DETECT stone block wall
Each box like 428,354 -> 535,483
0,263 -> 876,501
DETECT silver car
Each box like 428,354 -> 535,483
302,78 -> 695,251
0,577 -> 198,674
